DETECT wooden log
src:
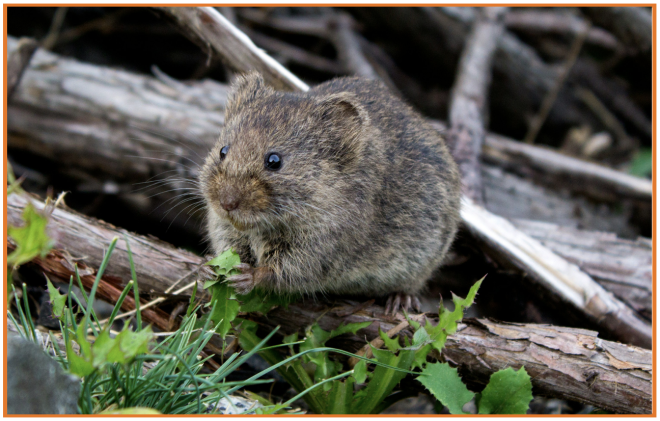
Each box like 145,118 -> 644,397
512,219 -> 651,321
448,7 -> 507,203
6,37 -> 39,100
7,192 -> 212,302
6,192 -> 651,414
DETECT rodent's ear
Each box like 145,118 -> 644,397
225,71 -> 270,118
315,92 -> 369,168
316,92 -> 368,128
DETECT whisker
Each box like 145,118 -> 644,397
126,125 -> 209,161
167,199 -> 204,230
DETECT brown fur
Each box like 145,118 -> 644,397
200,72 -> 461,297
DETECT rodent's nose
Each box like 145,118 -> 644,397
220,195 -> 241,212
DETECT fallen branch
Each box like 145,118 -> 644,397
155,7 -> 307,91
6,192 -> 651,414
448,7 -> 507,203
512,219 -> 651,320
504,9 -> 619,50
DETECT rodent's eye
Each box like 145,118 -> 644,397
265,152 -> 282,171
219,146 -> 229,160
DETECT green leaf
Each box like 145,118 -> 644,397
325,377 -> 354,414
425,278 -> 483,352
237,289 -> 288,313
353,359 -> 367,384
46,277 -> 67,319
206,248 -> 241,272
478,367 -> 532,414
66,336 -> 94,377
629,148 -> 653,178
299,321 -> 371,385
208,282 -> 240,338
351,348 -> 415,414
379,328 -> 402,352
109,326 -> 153,363
328,321 -> 372,339
411,343 -> 432,370
8,203 -> 53,267
417,362 -> 474,414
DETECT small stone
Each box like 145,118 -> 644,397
7,334 -> 80,414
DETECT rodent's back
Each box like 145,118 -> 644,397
308,78 -> 462,295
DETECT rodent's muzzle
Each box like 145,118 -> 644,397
219,187 -> 241,212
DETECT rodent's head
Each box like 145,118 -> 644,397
200,72 -> 371,233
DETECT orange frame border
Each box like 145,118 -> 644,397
2,3 -> 656,417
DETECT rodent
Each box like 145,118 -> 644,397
200,71 -> 461,313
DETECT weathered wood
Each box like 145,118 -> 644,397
480,130 -> 652,202
155,7 -> 308,91
461,198 -> 650,348
448,7 -> 507,203
581,7 -> 652,56
6,192 -> 651,414
7,192 -> 212,302
6,37 -> 39,100
504,9 -> 619,50
512,219 -> 651,321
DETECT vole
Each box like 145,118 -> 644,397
200,72 -> 461,314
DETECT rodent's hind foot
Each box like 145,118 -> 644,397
384,292 -> 422,315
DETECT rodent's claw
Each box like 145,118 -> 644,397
227,272 -> 255,295
385,292 -> 422,316
411,296 -> 422,313
228,263 -> 257,295
233,263 -> 252,271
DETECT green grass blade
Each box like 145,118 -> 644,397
124,235 -> 141,331
107,280 -> 134,326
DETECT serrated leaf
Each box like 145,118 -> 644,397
206,248 -> 241,272
208,282 -> 240,338
111,326 -> 153,363
66,336 -> 94,377
46,277 -> 67,319
478,367 -> 532,414
8,203 -> 53,267
411,343 -> 432,370
411,326 -> 432,348
379,328 -> 402,352
425,278 -> 483,352
417,362 -> 474,414
203,279 -> 221,289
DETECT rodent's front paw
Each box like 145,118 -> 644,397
227,263 -> 271,295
